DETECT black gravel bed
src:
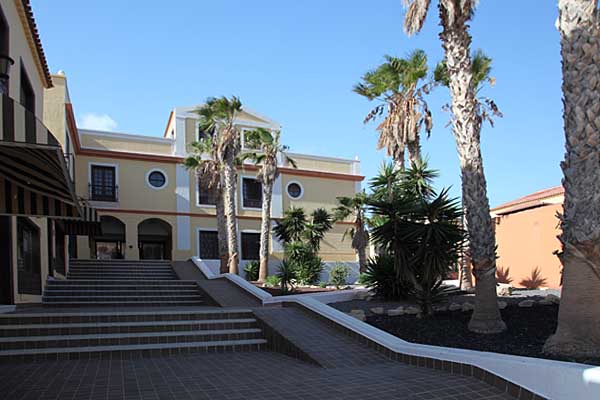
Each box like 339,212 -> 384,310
365,304 -> 599,366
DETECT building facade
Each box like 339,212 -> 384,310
491,186 -> 564,289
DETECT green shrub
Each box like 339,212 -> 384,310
243,261 -> 259,281
319,281 -> 327,288
264,275 -> 280,287
284,242 -> 323,286
277,260 -> 297,294
361,255 -> 413,300
329,262 -> 351,289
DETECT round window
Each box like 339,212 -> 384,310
287,182 -> 302,199
148,170 -> 166,188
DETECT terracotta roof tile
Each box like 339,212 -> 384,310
19,0 -> 52,87
491,186 -> 564,214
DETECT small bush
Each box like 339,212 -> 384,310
361,255 -> 413,300
319,281 -> 327,288
496,266 -> 513,284
264,275 -> 280,287
285,242 -> 323,285
243,261 -> 259,281
277,260 -> 297,294
519,266 -> 547,289
329,262 -> 351,289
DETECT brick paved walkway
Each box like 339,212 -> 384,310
0,351 -> 513,400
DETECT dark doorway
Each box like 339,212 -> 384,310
0,216 -> 13,304
54,221 -> 66,275
138,219 -> 172,260
17,217 -> 41,295
91,216 -> 125,259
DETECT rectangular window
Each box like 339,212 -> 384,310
90,165 -> 117,201
241,232 -> 260,260
242,177 -> 262,209
198,125 -> 215,142
197,177 -> 218,206
198,231 -> 219,260
20,64 -> 35,114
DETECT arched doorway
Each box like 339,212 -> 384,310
137,219 -> 172,260
92,216 -> 126,259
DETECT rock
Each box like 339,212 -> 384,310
538,299 -> 553,306
404,306 -> 421,315
387,308 -> 405,317
546,294 -> 560,304
433,305 -> 448,312
349,309 -> 366,321
497,301 -> 508,310
448,303 -> 462,311
356,291 -> 370,300
518,300 -> 535,308
496,283 -> 513,297
461,302 -> 475,312
370,307 -> 385,315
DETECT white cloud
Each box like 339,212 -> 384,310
77,113 -> 118,131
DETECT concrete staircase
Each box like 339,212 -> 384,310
43,260 -> 205,307
0,308 -> 267,361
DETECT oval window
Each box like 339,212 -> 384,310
148,170 -> 166,188
287,182 -> 302,199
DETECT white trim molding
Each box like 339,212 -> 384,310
145,168 -> 168,190
285,180 -> 304,200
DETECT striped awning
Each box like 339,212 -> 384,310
63,201 -> 101,236
0,94 -> 81,219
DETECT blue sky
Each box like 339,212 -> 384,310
31,1 -> 564,207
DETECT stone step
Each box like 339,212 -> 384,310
67,271 -> 176,276
46,280 -> 196,286
70,260 -> 171,265
0,328 -> 263,350
66,276 -> 177,281
0,309 -> 254,325
41,300 -> 206,307
0,318 -> 259,337
0,338 -> 268,362
43,295 -> 204,302
68,268 -> 175,273
44,290 -> 201,296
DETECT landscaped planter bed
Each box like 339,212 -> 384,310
334,299 -> 599,366
252,284 -> 338,297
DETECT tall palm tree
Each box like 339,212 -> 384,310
543,0 -> 600,360
434,50 -> 502,293
195,96 -> 243,274
354,50 -> 433,169
241,128 -> 296,282
183,137 -> 228,273
403,0 -> 506,333
334,192 -> 370,273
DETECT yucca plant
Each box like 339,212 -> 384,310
496,266 -> 513,284
277,260 -> 297,294
243,260 -> 259,281
361,255 -> 413,300
519,267 -> 548,290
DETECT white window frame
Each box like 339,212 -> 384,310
145,168 -> 168,190
285,180 -> 304,200
239,174 -> 262,211
195,175 -> 217,208
196,228 -> 219,260
88,162 -> 119,203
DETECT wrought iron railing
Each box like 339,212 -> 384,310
89,183 -> 119,202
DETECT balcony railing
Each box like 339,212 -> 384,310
89,183 -> 119,202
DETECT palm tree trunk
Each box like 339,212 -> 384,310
215,189 -> 229,274
439,3 -> 505,333
222,153 -> 239,275
357,244 -> 368,273
543,0 -> 600,359
459,252 -> 474,292
258,181 -> 273,282
407,136 -> 421,166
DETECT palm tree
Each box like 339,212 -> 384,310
434,50 -> 501,293
543,0 -> 600,360
403,0 -> 506,333
183,137 -> 228,273
334,192 -> 370,273
241,128 -> 296,282
195,96 -> 243,274
354,50 -> 433,169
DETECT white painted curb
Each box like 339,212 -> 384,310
191,257 -> 600,399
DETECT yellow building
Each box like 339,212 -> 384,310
47,75 -> 363,280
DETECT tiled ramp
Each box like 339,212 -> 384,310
255,306 -> 389,368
